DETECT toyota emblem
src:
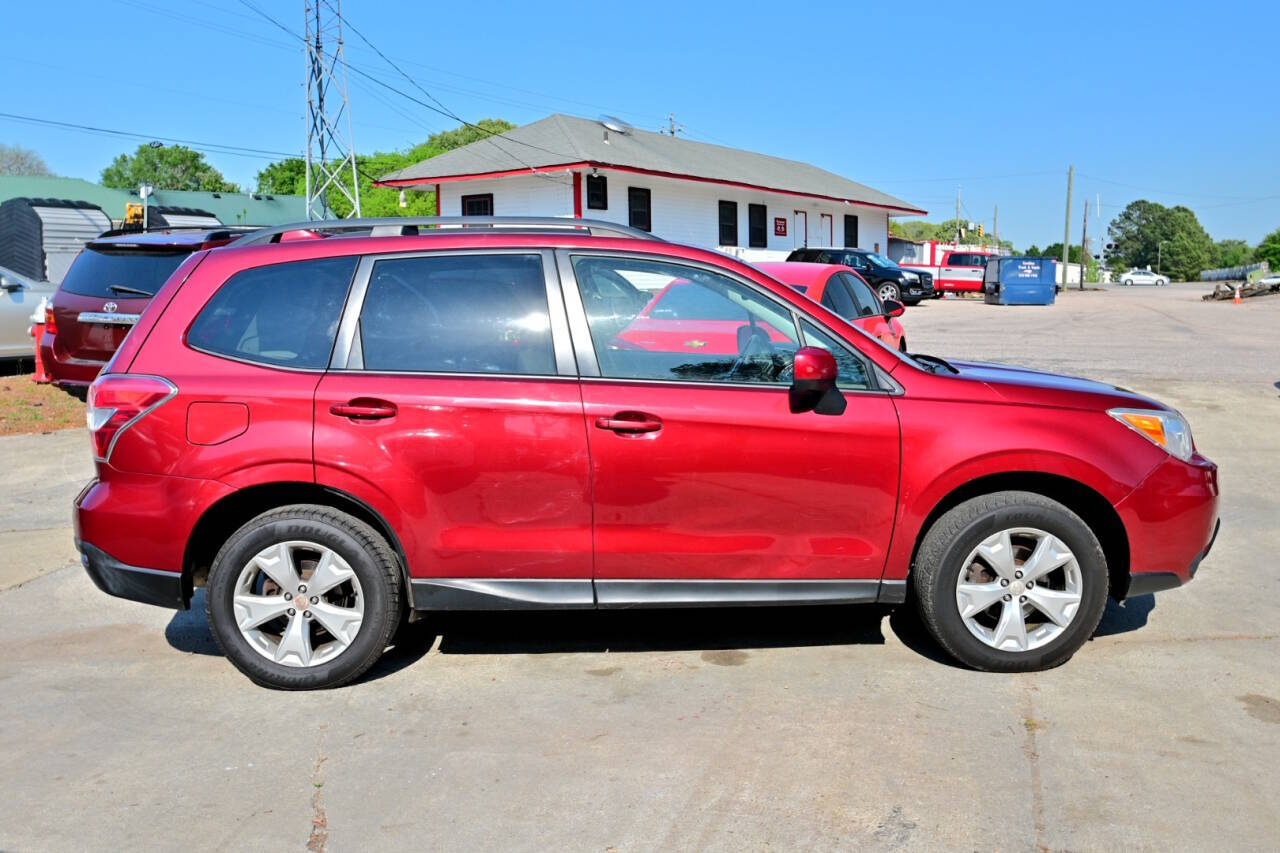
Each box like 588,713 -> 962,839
103,302 -> 118,313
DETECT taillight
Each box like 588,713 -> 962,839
86,374 -> 177,462
44,306 -> 57,335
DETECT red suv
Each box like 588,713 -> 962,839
756,262 -> 907,352
76,217 -> 1220,689
41,229 -> 249,398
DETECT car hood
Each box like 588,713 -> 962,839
947,359 -> 1166,411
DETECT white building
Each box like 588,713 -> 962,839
378,114 -> 925,258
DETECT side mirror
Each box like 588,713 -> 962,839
882,299 -> 905,318
789,346 -> 846,415
0,277 -> 22,293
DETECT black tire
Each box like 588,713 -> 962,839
64,385 -> 88,402
912,491 -> 1108,672
206,504 -> 402,690
877,282 -> 901,303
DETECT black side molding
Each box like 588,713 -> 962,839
1124,571 -> 1184,598
78,540 -> 188,610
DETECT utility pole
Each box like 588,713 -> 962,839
993,204 -> 999,255
955,185 -> 962,245
1079,198 -> 1089,290
304,0 -> 361,220
1062,165 -> 1074,289
665,113 -> 684,136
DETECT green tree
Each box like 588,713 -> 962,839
101,144 -> 238,192
1025,244 -> 1043,256
1106,199 -> 1213,281
1255,228 -> 1280,270
1211,238 -> 1253,269
255,158 -> 307,195
0,143 -> 51,176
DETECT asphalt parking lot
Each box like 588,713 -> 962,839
1,283 -> 1277,852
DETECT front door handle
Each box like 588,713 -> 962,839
594,413 -> 662,434
330,400 -> 397,420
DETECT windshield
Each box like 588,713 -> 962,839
866,253 -> 899,269
59,247 -> 190,298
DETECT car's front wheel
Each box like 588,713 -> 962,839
912,491 -> 1108,672
206,504 -> 402,689
877,282 -> 901,303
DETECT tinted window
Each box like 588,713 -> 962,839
718,200 -> 738,246
586,174 -> 607,210
748,204 -> 767,248
787,249 -> 822,263
840,273 -> 880,316
844,253 -> 869,269
819,274 -> 858,319
187,256 -> 357,368
800,320 -> 872,390
358,254 -> 553,375
628,187 -> 651,232
60,247 -> 190,298
573,256 -> 798,385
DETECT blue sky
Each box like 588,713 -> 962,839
7,0 -> 1278,249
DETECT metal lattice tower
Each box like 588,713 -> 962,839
304,0 -> 360,219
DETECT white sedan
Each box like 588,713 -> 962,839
1121,269 -> 1169,286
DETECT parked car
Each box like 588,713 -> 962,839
1121,269 -> 1169,287
0,265 -> 55,361
77,216 -> 1220,689
40,228 -> 251,397
937,251 -> 994,294
785,247 -> 934,305
755,261 -> 906,351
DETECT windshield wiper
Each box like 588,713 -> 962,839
909,353 -> 959,374
106,284 -> 154,297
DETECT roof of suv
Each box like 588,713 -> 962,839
89,228 -> 256,250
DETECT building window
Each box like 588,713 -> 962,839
718,200 -> 738,246
461,193 -> 493,216
586,174 -> 607,210
628,187 -> 651,232
748,203 -> 767,248
844,214 -> 859,248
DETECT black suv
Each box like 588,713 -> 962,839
786,247 -> 934,305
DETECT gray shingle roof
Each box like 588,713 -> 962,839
378,114 -> 924,214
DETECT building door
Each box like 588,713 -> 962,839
820,213 -> 833,246
792,210 -> 807,249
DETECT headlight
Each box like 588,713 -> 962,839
1108,408 -> 1194,461
900,271 -> 918,282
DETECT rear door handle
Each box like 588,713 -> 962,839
594,414 -> 662,434
330,400 -> 397,420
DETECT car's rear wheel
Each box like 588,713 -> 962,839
912,491 -> 1108,672
206,504 -> 402,690
877,282 -> 901,303
1123,278 -> 1133,286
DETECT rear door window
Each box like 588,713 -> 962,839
356,253 -> 554,375
819,274 -> 858,318
187,256 -> 358,368
840,272 -> 881,316
60,247 -> 190,298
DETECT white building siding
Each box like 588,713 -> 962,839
434,168 -> 894,259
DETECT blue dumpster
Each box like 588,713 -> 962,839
983,256 -> 1057,305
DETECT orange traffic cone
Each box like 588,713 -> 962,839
1233,285 -> 1242,305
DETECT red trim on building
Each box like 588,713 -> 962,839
572,171 -> 582,218
376,161 -> 927,216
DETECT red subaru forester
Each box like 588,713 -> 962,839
76,217 -> 1220,689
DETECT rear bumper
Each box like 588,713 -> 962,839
1116,454 -> 1220,599
77,539 -> 188,609
40,331 -> 107,387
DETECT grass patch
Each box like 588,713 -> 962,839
0,374 -> 84,436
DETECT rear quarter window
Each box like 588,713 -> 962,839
186,256 -> 358,369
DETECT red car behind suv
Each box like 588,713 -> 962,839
76,217 -> 1219,689
41,228 -> 249,398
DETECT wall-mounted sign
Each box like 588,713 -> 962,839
774,217 -> 787,236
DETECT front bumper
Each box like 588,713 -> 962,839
77,539 -> 188,609
1116,453 -> 1219,599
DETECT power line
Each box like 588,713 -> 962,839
0,111 -> 298,160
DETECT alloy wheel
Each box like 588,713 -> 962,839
233,540 -> 364,667
954,527 -> 1082,652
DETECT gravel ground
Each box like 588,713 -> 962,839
0,283 -> 1276,852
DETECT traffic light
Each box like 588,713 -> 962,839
125,202 -> 144,226
978,223 -> 984,239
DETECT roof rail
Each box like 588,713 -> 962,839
228,216 -> 663,247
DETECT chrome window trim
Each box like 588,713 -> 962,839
328,248 -> 574,378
